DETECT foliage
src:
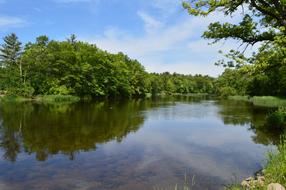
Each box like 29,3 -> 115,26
0,33 -> 22,67
183,0 -> 286,99
252,97 -> 286,107
0,95 -> 28,102
37,95 -> 80,103
266,107 -> 286,129
214,40 -> 286,97
227,96 -> 286,108
183,0 -> 285,46
146,72 -> 215,96
264,136 -> 286,187
6,84 -> 34,98
0,34 -> 216,99
215,69 -> 249,96
218,87 -> 237,97
228,96 -> 251,102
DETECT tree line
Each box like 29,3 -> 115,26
0,34 -> 215,98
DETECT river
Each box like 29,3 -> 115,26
0,96 -> 278,190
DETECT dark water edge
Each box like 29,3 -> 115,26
0,96 -> 279,190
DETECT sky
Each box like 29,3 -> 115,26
0,0 -> 253,76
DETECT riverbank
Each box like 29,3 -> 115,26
228,137 -> 286,190
228,96 -> 286,107
0,93 -> 211,103
0,95 -> 81,103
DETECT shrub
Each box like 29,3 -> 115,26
266,107 -> 286,130
7,84 -> 35,98
219,87 -> 237,97
49,85 -> 72,95
39,95 -> 80,103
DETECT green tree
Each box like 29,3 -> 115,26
183,0 -> 286,97
183,0 -> 286,42
0,33 -> 24,92
0,33 -> 22,68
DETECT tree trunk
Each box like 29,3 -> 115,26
19,60 -> 22,83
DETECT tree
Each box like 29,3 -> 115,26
0,33 -> 23,78
183,1 -> 285,66
183,0 -> 286,44
67,34 -> 77,45
183,0 -> 286,97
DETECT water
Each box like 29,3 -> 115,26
0,97 -> 278,190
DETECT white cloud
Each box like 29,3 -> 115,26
144,60 -> 224,76
0,16 -> 27,28
78,4 -> 248,76
137,11 -> 163,34
83,14 -> 209,56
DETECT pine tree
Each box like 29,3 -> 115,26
0,33 -> 23,80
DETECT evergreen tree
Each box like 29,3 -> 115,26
0,33 -> 22,67
0,33 -> 23,80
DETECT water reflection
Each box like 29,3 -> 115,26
216,100 -> 281,145
0,97 -> 282,190
0,100 -> 152,162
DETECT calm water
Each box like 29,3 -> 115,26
0,97 -> 278,190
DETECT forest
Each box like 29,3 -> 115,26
0,34 -> 215,99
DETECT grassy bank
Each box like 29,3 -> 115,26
227,137 -> 286,190
0,95 -> 81,103
0,95 -> 31,102
228,96 -> 252,102
263,137 -> 286,187
36,95 -> 80,103
228,96 -> 286,107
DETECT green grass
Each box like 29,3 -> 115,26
36,95 -> 80,103
252,96 -> 286,107
0,95 -> 81,103
0,95 -> 29,102
263,137 -> 286,187
228,95 -> 252,102
228,96 -> 286,108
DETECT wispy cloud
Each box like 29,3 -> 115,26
0,16 -> 27,28
59,0 -> 246,76
0,0 -> 6,3
137,11 -> 163,34
79,10 -> 240,76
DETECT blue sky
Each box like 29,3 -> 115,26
0,0 -> 249,76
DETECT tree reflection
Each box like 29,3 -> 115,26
217,100 -> 282,145
0,98 -> 283,162
0,100 -> 151,162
